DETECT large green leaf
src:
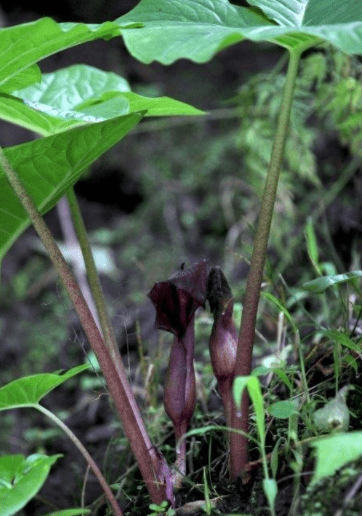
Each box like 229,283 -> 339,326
116,0 -> 362,63
2,1 -> 361,83
117,0 -> 272,63
0,93 -> 104,136
0,365 -> 89,409
1,66 -> 41,94
0,454 -> 61,516
0,18 -> 141,91
311,432 -> 362,484
4,65 -> 203,136
0,112 -> 143,260
249,0 -> 361,26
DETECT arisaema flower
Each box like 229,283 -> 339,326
148,260 -> 210,484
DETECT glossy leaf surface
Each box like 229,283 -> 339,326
117,0 -> 362,64
5,65 -> 203,136
0,365 -> 89,409
0,112 -> 143,261
0,18 -> 137,90
0,454 -> 61,516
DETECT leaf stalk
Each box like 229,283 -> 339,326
36,404 -> 124,516
0,147 -> 166,503
230,49 -> 302,478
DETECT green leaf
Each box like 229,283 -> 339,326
272,368 -> 293,391
252,365 -> 270,376
310,432 -> 362,484
261,292 -> 298,332
110,91 -> 204,117
1,65 -> 41,94
305,217 -> 321,273
5,65 -> 203,135
0,454 -> 61,516
0,365 -> 89,410
117,0 -> 362,63
9,64 -> 131,135
0,93 -> 103,136
268,400 -> 298,419
0,18 -> 141,90
233,376 -> 265,446
117,0 -> 272,63
202,467 -> 212,515
252,365 -> 293,391
303,271 -> 362,293
270,437 -> 284,478
342,354 -> 358,373
323,329 -> 362,355
17,64 -> 131,107
262,478 -> 277,512
0,111 -> 144,261
249,0 -> 361,26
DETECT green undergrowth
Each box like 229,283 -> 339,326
119,255 -> 362,515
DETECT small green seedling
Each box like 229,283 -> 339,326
148,500 -> 175,516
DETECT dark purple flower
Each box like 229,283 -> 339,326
207,266 -> 237,434
148,259 -> 210,338
147,260 -> 210,483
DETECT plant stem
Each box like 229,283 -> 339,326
66,187 -> 121,364
35,404 -> 123,516
0,147 -> 166,503
57,195 -> 101,330
230,50 -> 302,479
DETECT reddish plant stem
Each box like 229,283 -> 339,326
0,148 -> 166,503
230,50 -> 301,479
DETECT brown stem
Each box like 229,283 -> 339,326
230,50 -> 301,479
0,148 -> 166,503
